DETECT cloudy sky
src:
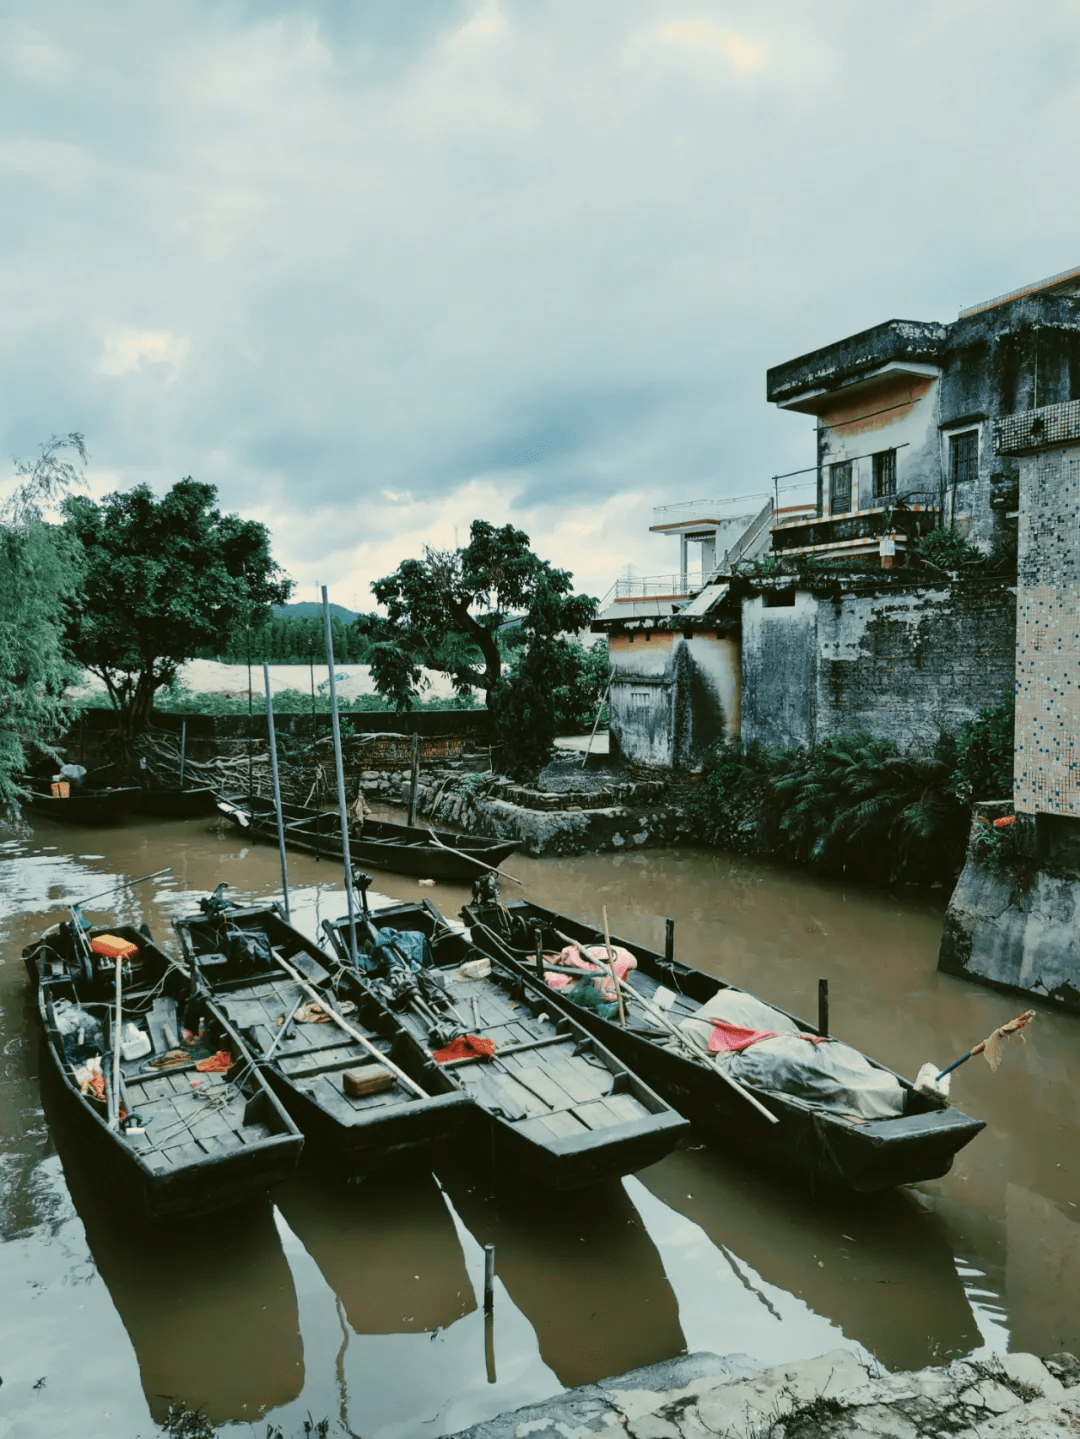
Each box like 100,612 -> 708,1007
3,1 -> 1079,609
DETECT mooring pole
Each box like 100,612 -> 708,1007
264,664 -> 291,922
178,719 -> 187,791
665,917 -> 675,966
322,587 -> 358,965
407,731 -> 421,827
483,1243 -> 495,1312
534,926 -> 545,981
818,977 -> 829,1038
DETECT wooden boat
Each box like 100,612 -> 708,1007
22,781 -> 142,823
462,897 -> 987,1193
23,917 -> 303,1220
323,899 -> 689,1190
215,791 -> 520,882
139,784 -> 218,818
172,895 -> 469,1172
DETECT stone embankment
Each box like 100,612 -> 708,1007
445,1348 -> 1080,1439
358,750 -> 694,857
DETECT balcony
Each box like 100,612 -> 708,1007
594,573 -> 698,624
770,502 -> 940,560
650,496 -> 768,534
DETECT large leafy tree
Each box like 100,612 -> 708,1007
64,479 -> 291,742
0,436 -> 88,808
360,520 -> 597,775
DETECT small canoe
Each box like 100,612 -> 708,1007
22,783 -> 143,823
172,898 -> 468,1172
323,900 -> 689,1190
23,918 -> 303,1220
462,897 -> 986,1193
215,792 -> 519,882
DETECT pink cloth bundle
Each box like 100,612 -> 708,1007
545,943 -> 637,1001
705,1019 -> 829,1055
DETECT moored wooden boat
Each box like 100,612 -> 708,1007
23,917 -> 303,1220
323,899 -> 689,1190
462,897 -> 987,1193
22,781 -> 143,823
139,784 -> 218,818
172,894 -> 469,1172
215,791 -> 520,881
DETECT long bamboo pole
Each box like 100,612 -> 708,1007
601,906 -> 625,1026
321,588 -> 358,965
270,949 -> 428,1098
263,663 -> 291,922
110,959 -> 123,1130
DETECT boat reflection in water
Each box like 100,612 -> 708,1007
274,1166 -> 476,1335
49,1072 -> 303,1426
637,1144 -> 977,1372
440,1164 -> 685,1389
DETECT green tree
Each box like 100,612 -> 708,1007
359,521 -> 597,780
0,436 -> 87,808
63,479 -> 291,743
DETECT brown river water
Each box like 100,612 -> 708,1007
1,811 -> 1077,1438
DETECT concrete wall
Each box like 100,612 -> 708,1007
817,373 -> 941,515
1010,433 -> 1080,816
608,630 -> 739,770
742,580 -> 1016,750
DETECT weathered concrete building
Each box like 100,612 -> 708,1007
598,267 -> 1080,771
941,398 -> 1080,1011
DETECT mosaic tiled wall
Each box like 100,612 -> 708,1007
1000,410 -> 1080,814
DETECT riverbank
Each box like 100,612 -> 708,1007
449,1348 -> 1080,1439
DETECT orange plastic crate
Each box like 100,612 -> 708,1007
89,934 -> 139,961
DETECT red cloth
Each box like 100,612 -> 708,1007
705,1020 -> 830,1054
194,1050 -> 233,1072
432,1034 -> 497,1064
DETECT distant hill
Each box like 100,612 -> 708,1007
274,601 -> 357,622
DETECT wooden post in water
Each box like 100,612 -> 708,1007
322,587 -> 358,965
178,720 -> 187,790
407,731 -> 421,827
263,664 -> 291,922
818,977 -> 829,1038
483,1244 -> 495,1312
665,917 -> 675,965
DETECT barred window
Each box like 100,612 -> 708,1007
630,689 -> 651,709
951,429 -> 978,485
873,449 -> 896,501
831,461 -> 852,515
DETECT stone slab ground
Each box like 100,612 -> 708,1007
443,1348 -> 1080,1439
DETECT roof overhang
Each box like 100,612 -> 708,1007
776,361 -> 941,416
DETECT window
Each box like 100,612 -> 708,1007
831,461 -> 852,515
950,429 -> 978,486
630,689 -> 651,710
872,449 -> 896,503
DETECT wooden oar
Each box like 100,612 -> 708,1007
269,950 -> 429,1100
601,906 -> 626,1027
425,829 -> 523,885
262,993 -> 306,1062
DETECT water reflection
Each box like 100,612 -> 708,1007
275,1166 -> 475,1336
440,1164 -> 685,1389
48,1068 -> 304,1425
637,1144 -> 976,1370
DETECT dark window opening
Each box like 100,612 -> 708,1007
872,449 -> 896,503
763,590 -> 796,608
950,430 -> 978,486
682,629 -> 693,640
644,631 -> 652,642
831,461 -> 852,515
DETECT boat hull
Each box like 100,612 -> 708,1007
325,901 -> 688,1191
23,786 -> 143,823
216,792 -> 519,881
463,899 -> 986,1193
173,904 -> 471,1174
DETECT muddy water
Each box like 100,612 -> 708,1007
1,815 -> 1078,1439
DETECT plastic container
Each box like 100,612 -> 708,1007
120,1023 -> 152,1062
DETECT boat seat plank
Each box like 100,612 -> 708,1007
543,1055 -> 608,1105
540,1108 -> 590,1139
606,1092 -> 650,1124
508,1063 -> 569,1110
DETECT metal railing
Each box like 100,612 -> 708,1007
651,494 -> 771,529
596,573 -> 699,612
